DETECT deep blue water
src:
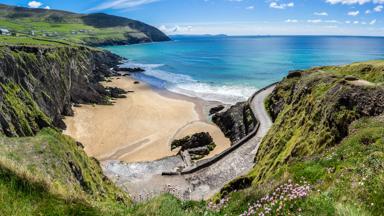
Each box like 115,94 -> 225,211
104,35 -> 384,104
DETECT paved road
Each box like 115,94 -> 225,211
103,85 -> 276,201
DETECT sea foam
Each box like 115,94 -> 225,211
120,61 -> 258,104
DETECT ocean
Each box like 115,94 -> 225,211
104,35 -> 384,104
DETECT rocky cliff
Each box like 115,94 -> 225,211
0,45 -> 123,136
0,44 -> 133,214
212,102 -> 257,144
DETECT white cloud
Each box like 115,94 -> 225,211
348,10 -> 360,16
246,6 -> 254,10
269,2 -> 294,9
307,19 -> 323,23
285,19 -> 298,23
326,0 -> 371,5
326,0 -> 384,4
369,19 -> 377,24
314,12 -> 328,16
159,25 -> 192,34
156,21 -> 384,36
28,1 -> 42,8
374,5 -> 383,12
44,6 -> 50,9
325,20 -> 339,23
90,0 -> 160,11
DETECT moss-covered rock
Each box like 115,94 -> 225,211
0,45 -> 122,136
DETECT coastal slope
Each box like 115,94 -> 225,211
0,42 -> 133,214
216,61 -> 384,215
0,4 -> 170,46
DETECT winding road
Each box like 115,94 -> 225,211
102,84 -> 276,201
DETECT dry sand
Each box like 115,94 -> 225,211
63,76 -> 230,163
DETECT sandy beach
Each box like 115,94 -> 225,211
64,76 -> 231,163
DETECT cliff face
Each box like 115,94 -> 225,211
0,45 -> 131,214
0,45 -> 121,136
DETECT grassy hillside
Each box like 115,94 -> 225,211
250,61 -> 384,184
0,4 -> 170,46
0,128 -> 131,215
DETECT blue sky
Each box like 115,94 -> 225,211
2,0 -> 384,36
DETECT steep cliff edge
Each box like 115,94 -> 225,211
0,45 -> 132,214
0,45 -> 122,136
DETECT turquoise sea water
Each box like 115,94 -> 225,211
104,36 -> 384,104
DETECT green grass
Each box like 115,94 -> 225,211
0,162 -> 99,216
317,60 -> 384,84
245,62 -> 384,185
0,128 -> 131,215
0,36 -> 72,46
0,16 -> 147,46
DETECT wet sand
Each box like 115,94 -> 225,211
64,76 -> 230,163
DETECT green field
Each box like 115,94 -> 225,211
0,4 -> 169,46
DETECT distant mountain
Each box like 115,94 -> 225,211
0,4 -> 170,46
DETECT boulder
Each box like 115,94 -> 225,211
113,66 -> 145,73
171,132 -> 213,150
171,132 -> 216,160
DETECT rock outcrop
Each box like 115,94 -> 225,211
0,45 -> 124,136
212,102 -> 257,144
171,132 -> 216,160
113,66 -> 145,73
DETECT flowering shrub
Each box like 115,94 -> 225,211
240,180 -> 311,216
207,196 -> 230,212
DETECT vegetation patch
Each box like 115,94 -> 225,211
0,128 -> 131,215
